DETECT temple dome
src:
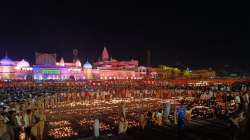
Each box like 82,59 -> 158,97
0,56 -> 14,66
83,61 -> 92,69
17,59 -> 30,68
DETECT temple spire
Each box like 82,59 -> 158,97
59,57 -> 65,66
102,46 -> 109,61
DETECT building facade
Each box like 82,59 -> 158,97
0,55 -> 33,80
0,49 -> 218,81
33,53 -> 84,80
0,48 -> 147,80
92,47 -> 142,79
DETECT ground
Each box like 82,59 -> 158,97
78,119 -> 237,140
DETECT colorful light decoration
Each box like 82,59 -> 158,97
41,69 -> 61,74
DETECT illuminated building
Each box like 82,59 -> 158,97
92,69 -> 137,80
151,65 -> 216,79
92,47 -> 141,79
150,66 -> 177,79
83,61 -> 93,79
33,53 -> 84,80
94,47 -> 139,70
0,55 -> 33,80
2,48 -> 215,80
33,65 -> 68,80
62,59 -> 83,80
0,47 -> 148,80
0,55 -> 16,79
190,68 -> 216,79
15,59 -> 33,79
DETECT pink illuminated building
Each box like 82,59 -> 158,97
91,47 -> 143,79
94,47 -> 139,70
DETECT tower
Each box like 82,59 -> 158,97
73,49 -> 78,63
102,46 -> 109,61
146,49 -> 151,67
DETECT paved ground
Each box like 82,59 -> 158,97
78,119 -> 236,140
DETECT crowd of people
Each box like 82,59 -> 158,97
0,80 -> 250,140
90,87 -> 249,140
0,96 -> 46,140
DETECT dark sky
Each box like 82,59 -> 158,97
0,1 -> 249,69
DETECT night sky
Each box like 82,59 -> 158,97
0,1 -> 249,70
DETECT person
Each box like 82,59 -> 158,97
7,110 -> 15,140
235,93 -> 241,108
152,111 -> 157,125
118,117 -> 128,134
139,113 -> 146,130
146,111 -> 153,129
176,101 -> 187,137
163,102 -> 171,125
33,109 -> 46,140
0,115 -> 11,140
31,108 -> 39,139
214,104 -> 222,119
121,103 -> 127,120
118,117 -> 125,134
123,118 -> 128,134
24,109 -> 33,140
0,113 -> 9,124
19,127 -> 26,140
14,111 -> 24,140
186,106 -> 192,123
242,92 -> 249,113
94,118 -> 100,137
156,109 -> 163,126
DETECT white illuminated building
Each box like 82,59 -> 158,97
0,55 -> 33,80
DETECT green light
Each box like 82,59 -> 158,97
41,69 -> 60,74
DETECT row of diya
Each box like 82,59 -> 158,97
44,93 -> 177,105
45,97 -> 182,139
47,97 -> 167,109
46,103 -> 163,117
46,104 -> 158,117
48,119 -> 140,139
47,104 -> 216,125
47,98 -> 160,105
47,106 -> 217,139
47,106 -> 217,126
48,127 -> 78,139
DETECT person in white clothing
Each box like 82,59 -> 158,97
163,102 -> 171,124
118,117 -> 128,134
235,93 -> 241,104
118,117 -> 125,134
14,111 -> 24,140
94,118 -> 100,137
156,109 -> 163,126
121,103 -> 127,120
242,93 -> 249,113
